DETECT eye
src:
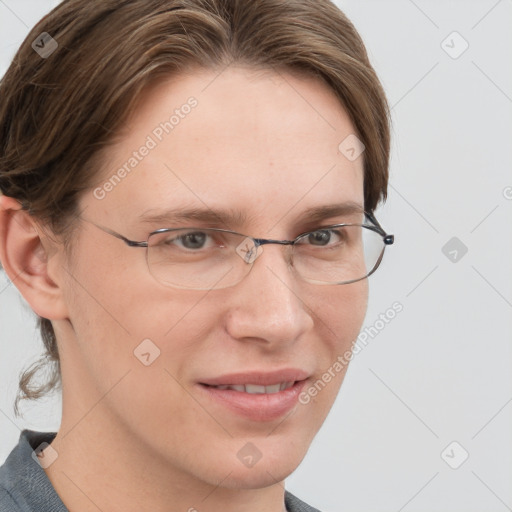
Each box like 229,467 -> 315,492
163,231 -> 217,250
149,229 -> 235,257
305,229 -> 343,246
176,231 -> 208,249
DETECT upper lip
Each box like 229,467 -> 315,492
199,369 -> 310,387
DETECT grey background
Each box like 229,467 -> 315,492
1,1 -> 511,511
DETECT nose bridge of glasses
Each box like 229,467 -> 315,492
253,238 -> 294,247
235,236 -> 294,266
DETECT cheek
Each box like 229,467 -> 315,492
60,242 -> 213,380
316,279 -> 368,349
301,280 -> 368,411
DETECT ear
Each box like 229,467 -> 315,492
0,194 -> 68,320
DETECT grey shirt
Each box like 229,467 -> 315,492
0,430 -> 320,512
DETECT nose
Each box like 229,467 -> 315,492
224,243 -> 314,349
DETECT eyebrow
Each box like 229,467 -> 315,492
139,201 -> 364,230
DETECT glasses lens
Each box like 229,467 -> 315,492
147,228 -> 244,290
293,225 -> 385,285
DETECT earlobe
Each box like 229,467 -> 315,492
0,194 -> 68,320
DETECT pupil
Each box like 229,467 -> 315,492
182,232 -> 206,249
309,230 -> 331,246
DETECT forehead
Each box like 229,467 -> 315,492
87,66 -> 364,234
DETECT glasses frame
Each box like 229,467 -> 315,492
83,211 -> 394,287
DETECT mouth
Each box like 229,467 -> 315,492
197,370 -> 310,422
202,382 -> 296,394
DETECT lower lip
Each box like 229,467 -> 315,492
197,380 -> 307,422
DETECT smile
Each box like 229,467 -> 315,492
205,382 -> 296,394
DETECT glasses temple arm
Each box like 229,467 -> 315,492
365,211 -> 394,245
85,219 -> 148,248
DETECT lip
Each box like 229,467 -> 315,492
199,368 -> 310,387
197,369 -> 310,422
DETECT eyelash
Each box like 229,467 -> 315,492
165,226 -> 347,246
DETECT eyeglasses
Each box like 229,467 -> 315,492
82,212 -> 394,290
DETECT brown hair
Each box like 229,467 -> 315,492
0,0 -> 390,417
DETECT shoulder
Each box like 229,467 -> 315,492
285,490 -> 322,512
0,486 -> 22,512
0,429 -> 63,512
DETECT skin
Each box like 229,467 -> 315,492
0,66 -> 368,512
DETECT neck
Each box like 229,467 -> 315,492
43,415 -> 288,512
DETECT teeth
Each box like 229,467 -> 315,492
280,381 -> 294,391
261,384 -> 280,394
211,382 -> 295,394
245,384 -> 267,394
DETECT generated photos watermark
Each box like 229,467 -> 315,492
299,301 -> 403,405
93,97 -> 198,200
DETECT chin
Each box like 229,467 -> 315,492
206,436 -> 310,490
219,459 -> 303,490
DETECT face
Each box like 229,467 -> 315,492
51,66 -> 368,489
